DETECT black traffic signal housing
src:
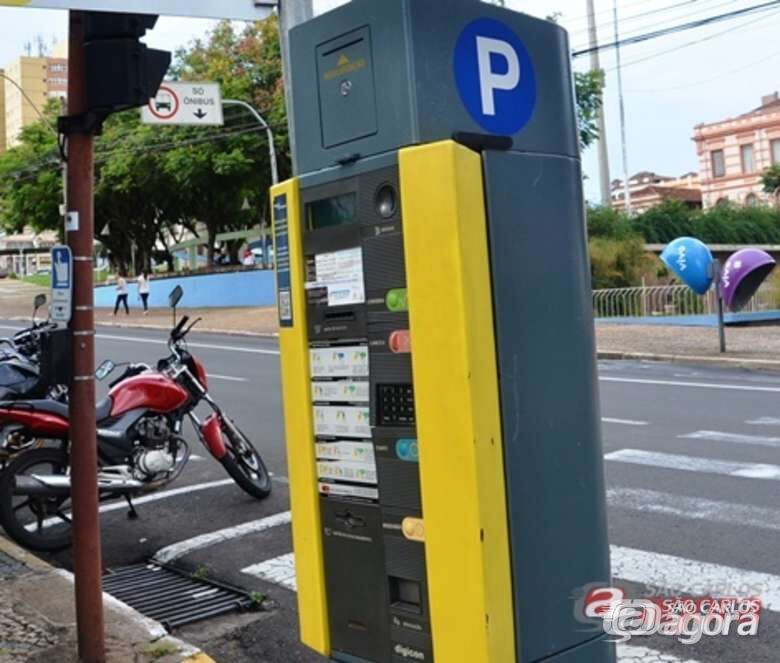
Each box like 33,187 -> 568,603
58,11 -> 171,136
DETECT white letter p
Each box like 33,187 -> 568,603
476,36 -> 520,116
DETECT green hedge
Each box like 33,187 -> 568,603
589,199 -> 780,245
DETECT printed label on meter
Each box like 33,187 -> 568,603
310,346 -> 369,377
313,406 -> 371,438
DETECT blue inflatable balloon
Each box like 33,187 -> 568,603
660,237 -> 715,295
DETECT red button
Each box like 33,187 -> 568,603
388,330 -> 411,354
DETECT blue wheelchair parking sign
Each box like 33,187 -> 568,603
453,18 -> 537,136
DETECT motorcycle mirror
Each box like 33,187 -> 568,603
95,360 -> 116,381
33,294 -> 47,317
169,286 -> 183,309
169,285 -> 183,327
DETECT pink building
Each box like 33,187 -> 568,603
693,92 -> 780,209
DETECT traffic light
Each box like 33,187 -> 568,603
58,11 -> 170,136
83,12 -> 170,114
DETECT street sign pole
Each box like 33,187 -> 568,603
66,11 -> 105,663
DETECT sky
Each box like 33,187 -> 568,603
1,0 -> 778,203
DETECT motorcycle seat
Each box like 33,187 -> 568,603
0,399 -> 69,418
96,397 -> 112,421
0,397 -> 112,421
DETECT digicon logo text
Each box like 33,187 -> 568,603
393,643 -> 426,660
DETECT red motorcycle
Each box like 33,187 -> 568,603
0,298 -> 271,552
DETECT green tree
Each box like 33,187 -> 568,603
575,70 -> 604,150
763,164 -> 780,197
0,102 -> 61,235
167,18 -> 287,265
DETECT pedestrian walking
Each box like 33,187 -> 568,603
113,276 -> 129,316
138,273 -> 150,316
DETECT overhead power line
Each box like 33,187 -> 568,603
570,0 -> 742,51
569,0 -> 726,42
607,7 -> 780,70
572,0 -> 780,57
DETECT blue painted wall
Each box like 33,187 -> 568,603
95,270 -> 277,309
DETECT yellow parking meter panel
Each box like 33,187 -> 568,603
272,178 -> 330,655
400,140 -> 516,663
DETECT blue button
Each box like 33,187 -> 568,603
395,439 -> 419,462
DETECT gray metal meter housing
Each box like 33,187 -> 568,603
289,0 -> 579,173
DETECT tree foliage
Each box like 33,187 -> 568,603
590,199 -> 780,246
763,164 -> 780,196
0,18 -> 284,272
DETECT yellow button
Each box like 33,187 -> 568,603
402,517 -> 425,542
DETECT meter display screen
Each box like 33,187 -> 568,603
308,193 -> 358,229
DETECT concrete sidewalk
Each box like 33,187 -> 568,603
0,279 -> 278,336
0,536 -> 213,663
596,323 -> 780,370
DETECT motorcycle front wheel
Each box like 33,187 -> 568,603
0,448 -> 72,552
219,419 -> 272,500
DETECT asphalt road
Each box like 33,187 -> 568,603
0,321 -> 778,663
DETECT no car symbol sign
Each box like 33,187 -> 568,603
148,85 -> 180,121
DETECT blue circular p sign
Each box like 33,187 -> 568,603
454,18 -> 537,136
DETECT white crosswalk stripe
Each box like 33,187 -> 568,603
605,449 -> 780,480
680,430 -> 780,449
617,644 -> 700,663
606,487 -> 780,531
242,553 -> 297,591
745,416 -> 780,426
611,546 -> 780,612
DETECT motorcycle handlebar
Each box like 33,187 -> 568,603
171,316 -> 190,341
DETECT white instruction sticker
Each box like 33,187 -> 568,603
310,346 -> 369,378
312,380 -> 370,403
313,406 -> 371,438
316,460 -> 377,485
316,441 -> 375,463
313,248 -> 365,307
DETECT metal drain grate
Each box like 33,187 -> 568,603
102,563 -> 254,630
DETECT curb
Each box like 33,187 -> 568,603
7,315 -> 279,339
0,536 -> 216,663
597,350 -> 780,372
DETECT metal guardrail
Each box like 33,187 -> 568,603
592,282 -> 779,318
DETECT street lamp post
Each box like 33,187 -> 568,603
222,99 -> 279,185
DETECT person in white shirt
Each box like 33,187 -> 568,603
113,276 -> 129,316
138,273 -> 150,315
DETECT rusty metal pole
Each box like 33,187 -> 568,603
66,11 -> 106,663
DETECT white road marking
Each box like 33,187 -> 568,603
601,376 -> 780,394
607,487 -> 780,531
617,644 -> 700,663
207,374 -> 249,383
746,416 -> 780,426
242,553 -> 297,591
1,323 -> 279,355
611,545 -> 780,612
94,332 -> 280,356
680,430 -> 780,449
154,511 -> 292,564
602,417 -> 649,426
32,478 -> 236,530
605,449 -> 780,480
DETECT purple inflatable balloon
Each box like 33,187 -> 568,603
720,249 -> 776,312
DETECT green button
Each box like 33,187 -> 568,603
386,288 -> 408,312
